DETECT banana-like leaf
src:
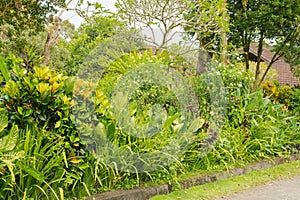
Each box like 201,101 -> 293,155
0,57 -> 11,82
18,163 -> 46,183
0,108 -> 8,133
0,124 -> 18,151
187,117 -> 205,134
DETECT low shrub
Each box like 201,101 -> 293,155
0,56 -> 93,198
289,87 -> 300,115
261,80 -> 293,106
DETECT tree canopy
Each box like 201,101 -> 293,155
227,0 -> 300,87
0,0 -> 65,32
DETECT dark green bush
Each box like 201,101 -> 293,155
289,87 -> 300,115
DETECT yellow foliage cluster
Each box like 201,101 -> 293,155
261,80 -> 293,106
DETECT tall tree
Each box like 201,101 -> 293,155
184,0 -> 228,51
0,0 -> 65,32
58,13 -> 142,75
277,18 -> 300,78
227,0 -> 300,88
116,0 -> 189,49
116,0 -> 228,73
42,0 -> 74,66
0,0 -> 68,58
184,0 -> 229,71
0,0 -> 94,65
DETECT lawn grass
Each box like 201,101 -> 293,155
151,160 -> 300,200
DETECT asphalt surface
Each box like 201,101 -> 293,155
223,175 -> 300,200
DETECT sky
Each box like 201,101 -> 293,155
61,0 -> 117,27
60,0 -> 182,45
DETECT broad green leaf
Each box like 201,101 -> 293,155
163,113 -> 181,129
17,107 -> 23,115
187,117 -> 205,134
64,76 -> 76,95
0,124 -> 18,151
36,83 -> 50,95
0,57 -> 11,82
63,150 -> 68,168
5,80 -> 19,97
18,163 -> 46,182
55,121 -> 61,128
59,188 -> 64,200
0,108 -> 8,133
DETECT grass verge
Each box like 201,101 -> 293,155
151,160 -> 300,200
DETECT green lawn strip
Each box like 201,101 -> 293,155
151,160 -> 300,200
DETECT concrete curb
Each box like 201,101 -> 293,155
87,154 -> 300,200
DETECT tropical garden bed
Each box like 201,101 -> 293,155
0,1 -> 300,199
0,50 -> 300,199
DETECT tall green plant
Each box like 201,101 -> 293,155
0,55 -> 94,199
0,58 -> 11,83
227,0 -> 300,87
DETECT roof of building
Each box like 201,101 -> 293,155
249,43 -> 300,86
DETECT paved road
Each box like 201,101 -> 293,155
224,175 -> 300,200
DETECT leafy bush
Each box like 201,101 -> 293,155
261,80 -> 293,106
98,49 -> 185,95
0,56 -> 94,199
185,83 -> 299,171
183,62 -> 299,170
219,62 -> 254,94
289,87 -> 300,115
1,62 -> 80,148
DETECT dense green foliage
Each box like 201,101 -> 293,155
0,57 -> 93,199
0,0 -> 67,59
184,0 -> 228,54
0,0 -> 65,32
1,49 -> 299,198
60,15 -> 125,75
227,0 -> 300,86
0,1 -> 299,199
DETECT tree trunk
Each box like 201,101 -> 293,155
243,44 -> 250,71
220,0 -> 228,64
242,0 -> 250,71
253,33 -> 264,91
258,30 -> 296,86
196,43 -> 210,74
42,0 -> 72,66
43,17 -> 62,66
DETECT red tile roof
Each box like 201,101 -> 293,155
249,43 -> 300,86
